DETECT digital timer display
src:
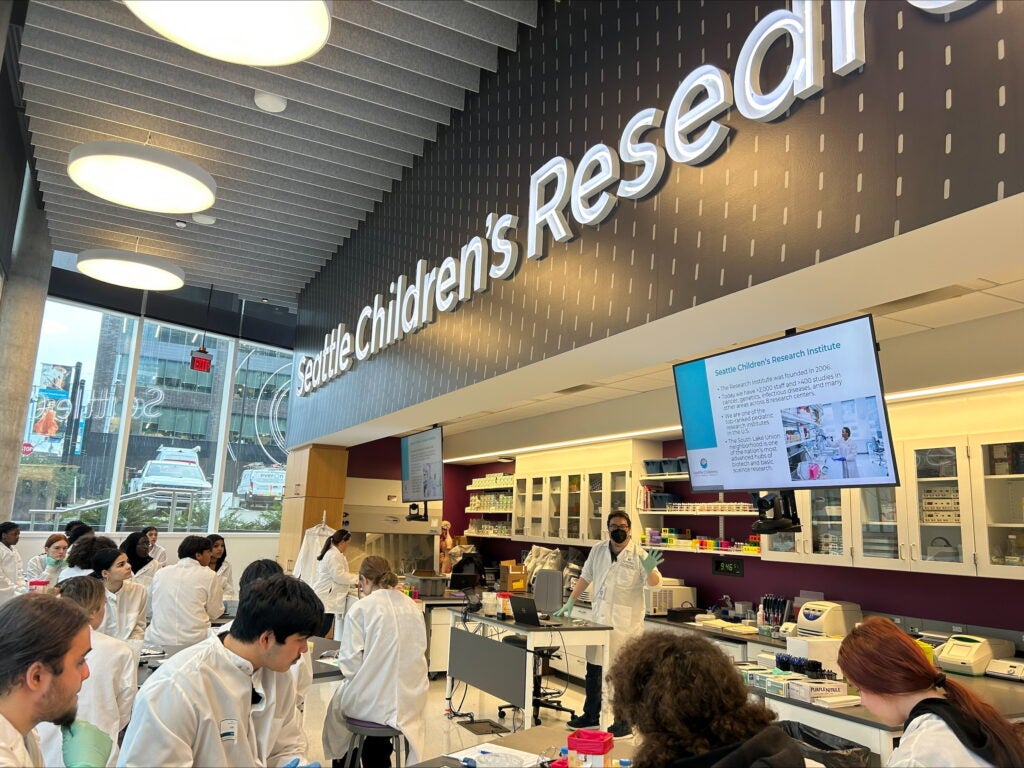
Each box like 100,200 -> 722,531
711,556 -> 744,578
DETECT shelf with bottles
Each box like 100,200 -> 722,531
465,473 -> 514,492
465,490 -> 513,513
465,517 -> 513,537
637,502 -> 757,517
464,508 -> 513,515
642,533 -> 762,557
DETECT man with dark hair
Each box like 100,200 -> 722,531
119,575 -> 323,767
555,511 -> 663,737
0,593 -> 111,768
144,535 -> 223,646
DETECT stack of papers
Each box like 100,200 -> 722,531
723,624 -> 759,634
694,619 -> 732,629
813,695 -> 862,709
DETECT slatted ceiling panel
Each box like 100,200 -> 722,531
21,6 -> 455,126
19,0 -> 536,309
465,0 -> 538,26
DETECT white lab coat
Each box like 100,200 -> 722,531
0,545 -> 25,605
580,538 -> 660,665
888,713 -> 995,767
0,713 -> 43,768
322,588 -> 429,765
212,560 -> 236,599
130,558 -> 161,590
145,557 -> 224,646
57,566 -> 92,583
838,436 -> 860,478
293,526 -> 332,585
24,554 -> 65,587
100,580 -> 149,641
211,623 -> 313,719
150,542 -> 167,566
38,627 -> 136,767
118,635 -> 306,768
314,547 -> 356,616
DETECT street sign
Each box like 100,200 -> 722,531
21,442 -> 33,456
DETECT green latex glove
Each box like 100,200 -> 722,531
641,550 -> 664,575
553,597 -> 576,618
61,720 -> 113,768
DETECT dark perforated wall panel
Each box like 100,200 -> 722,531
291,0 -> 1022,446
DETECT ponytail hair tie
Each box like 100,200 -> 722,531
934,672 -> 947,688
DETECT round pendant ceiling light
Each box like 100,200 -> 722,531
67,141 -> 216,214
124,0 -> 333,66
76,249 -> 186,291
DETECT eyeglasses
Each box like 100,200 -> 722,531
608,524 -> 630,532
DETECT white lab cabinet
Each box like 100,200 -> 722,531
901,437 -> 976,576
761,489 -> 853,566
850,485 -> 907,571
970,432 -> 1024,580
513,440 -> 661,545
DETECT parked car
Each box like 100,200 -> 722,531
129,460 -> 212,500
155,444 -> 202,464
236,467 -> 286,507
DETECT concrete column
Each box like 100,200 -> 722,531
0,2 -> 11,66
0,171 -> 53,521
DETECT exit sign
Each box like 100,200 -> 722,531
190,348 -> 212,373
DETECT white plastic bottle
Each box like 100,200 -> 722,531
756,604 -> 765,627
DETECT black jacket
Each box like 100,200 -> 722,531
666,725 -> 807,768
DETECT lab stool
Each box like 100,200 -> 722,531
342,717 -> 406,768
496,636 -> 576,726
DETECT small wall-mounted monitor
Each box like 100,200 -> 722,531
401,426 -> 444,503
673,315 -> 899,493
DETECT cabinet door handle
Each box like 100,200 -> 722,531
899,543 -> 906,560
910,543 -> 917,561
803,539 -> 809,555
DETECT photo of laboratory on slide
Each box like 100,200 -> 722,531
782,397 -> 892,483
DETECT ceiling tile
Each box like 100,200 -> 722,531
884,292 -> 1024,328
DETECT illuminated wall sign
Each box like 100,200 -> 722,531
296,0 -> 975,397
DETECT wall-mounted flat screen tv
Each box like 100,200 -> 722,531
401,426 -> 444,503
673,315 -> 899,493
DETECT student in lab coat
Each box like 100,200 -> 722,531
836,426 -> 860,478
314,529 -> 357,637
0,523 -> 26,605
210,559 -> 314,723
206,534 -> 236,599
610,631 -> 816,767
555,512 -> 663,736
118,531 -> 160,589
118,574 -> 321,768
93,550 -> 148,642
144,535 -> 224,646
839,617 -> 1024,767
0,593 -> 107,768
25,534 -> 69,588
139,527 -> 167,567
59,536 -> 117,583
322,555 -> 429,767
38,577 -> 136,767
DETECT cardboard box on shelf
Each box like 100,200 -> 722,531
788,679 -> 849,703
499,561 -> 527,591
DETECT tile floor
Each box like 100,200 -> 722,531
301,674 -> 631,764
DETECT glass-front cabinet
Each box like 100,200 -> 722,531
970,433 -> 1024,580
762,489 -> 853,565
902,438 -> 976,576
850,486 -> 904,570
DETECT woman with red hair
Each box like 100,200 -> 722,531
838,617 -> 1024,767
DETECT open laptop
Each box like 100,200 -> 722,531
509,595 -> 560,627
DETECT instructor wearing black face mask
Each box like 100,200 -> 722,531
554,512 -> 663,738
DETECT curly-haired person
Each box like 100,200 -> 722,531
609,631 -> 815,767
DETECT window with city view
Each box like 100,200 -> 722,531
13,298 -> 290,534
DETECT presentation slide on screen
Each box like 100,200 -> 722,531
401,428 -> 444,502
674,317 -> 897,492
